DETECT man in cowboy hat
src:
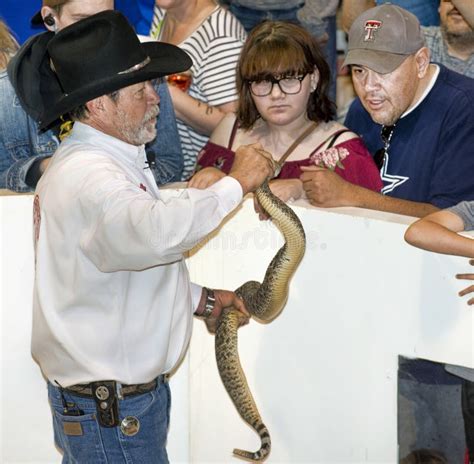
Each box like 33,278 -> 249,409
2,0 -> 183,192
32,11 -> 275,462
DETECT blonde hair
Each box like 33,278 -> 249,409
0,19 -> 19,69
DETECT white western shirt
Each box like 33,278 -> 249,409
32,122 -> 242,387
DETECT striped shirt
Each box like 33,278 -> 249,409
151,6 -> 246,180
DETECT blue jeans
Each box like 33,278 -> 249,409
229,3 -> 303,32
47,378 -> 171,463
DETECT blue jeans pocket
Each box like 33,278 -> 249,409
51,408 -> 107,464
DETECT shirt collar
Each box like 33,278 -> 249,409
69,122 -> 148,169
401,64 -> 440,119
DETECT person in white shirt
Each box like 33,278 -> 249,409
32,11 -> 275,463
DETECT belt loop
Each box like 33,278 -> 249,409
116,382 -> 124,400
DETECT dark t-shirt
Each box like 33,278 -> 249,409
345,65 -> 474,209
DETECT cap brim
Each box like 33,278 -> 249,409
31,10 -> 43,26
39,41 -> 192,130
342,49 -> 409,74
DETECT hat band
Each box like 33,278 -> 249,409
118,56 -> 151,75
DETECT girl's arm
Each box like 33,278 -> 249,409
404,210 -> 474,258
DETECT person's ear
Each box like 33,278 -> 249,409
85,97 -> 105,117
310,68 -> 320,92
41,6 -> 58,32
414,47 -> 431,78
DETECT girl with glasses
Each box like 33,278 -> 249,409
189,20 -> 382,203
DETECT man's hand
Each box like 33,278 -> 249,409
188,167 -> 226,189
300,165 -> 354,207
450,0 -> 474,29
456,259 -> 474,305
229,143 -> 276,195
196,288 -> 250,333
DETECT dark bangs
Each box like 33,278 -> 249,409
240,37 -> 312,82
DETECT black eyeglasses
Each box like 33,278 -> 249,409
248,74 -> 308,97
373,124 -> 396,170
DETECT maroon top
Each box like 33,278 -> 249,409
196,129 -> 383,192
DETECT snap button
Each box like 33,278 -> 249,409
121,416 -> 140,436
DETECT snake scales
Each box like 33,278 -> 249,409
215,180 -> 306,461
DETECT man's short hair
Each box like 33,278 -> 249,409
68,104 -> 88,122
69,90 -> 121,122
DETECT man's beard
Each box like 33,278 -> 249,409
117,105 -> 159,146
442,24 -> 474,51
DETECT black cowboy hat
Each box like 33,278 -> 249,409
39,10 -> 192,130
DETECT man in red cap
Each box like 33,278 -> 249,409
341,0 -> 474,77
300,4 -> 474,462
301,4 -> 474,215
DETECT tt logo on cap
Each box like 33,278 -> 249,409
364,20 -> 382,41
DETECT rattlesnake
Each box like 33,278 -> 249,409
215,180 -> 306,461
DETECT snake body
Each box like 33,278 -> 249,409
215,181 -> 306,461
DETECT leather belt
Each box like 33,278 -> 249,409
64,375 -> 167,399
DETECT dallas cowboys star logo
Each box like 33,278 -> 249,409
380,153 -> 409,194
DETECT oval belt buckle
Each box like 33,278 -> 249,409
120,416 -> 140,436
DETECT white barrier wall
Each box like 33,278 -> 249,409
1,192 -> 473,463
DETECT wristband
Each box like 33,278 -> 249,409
201,287 -> 216,318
